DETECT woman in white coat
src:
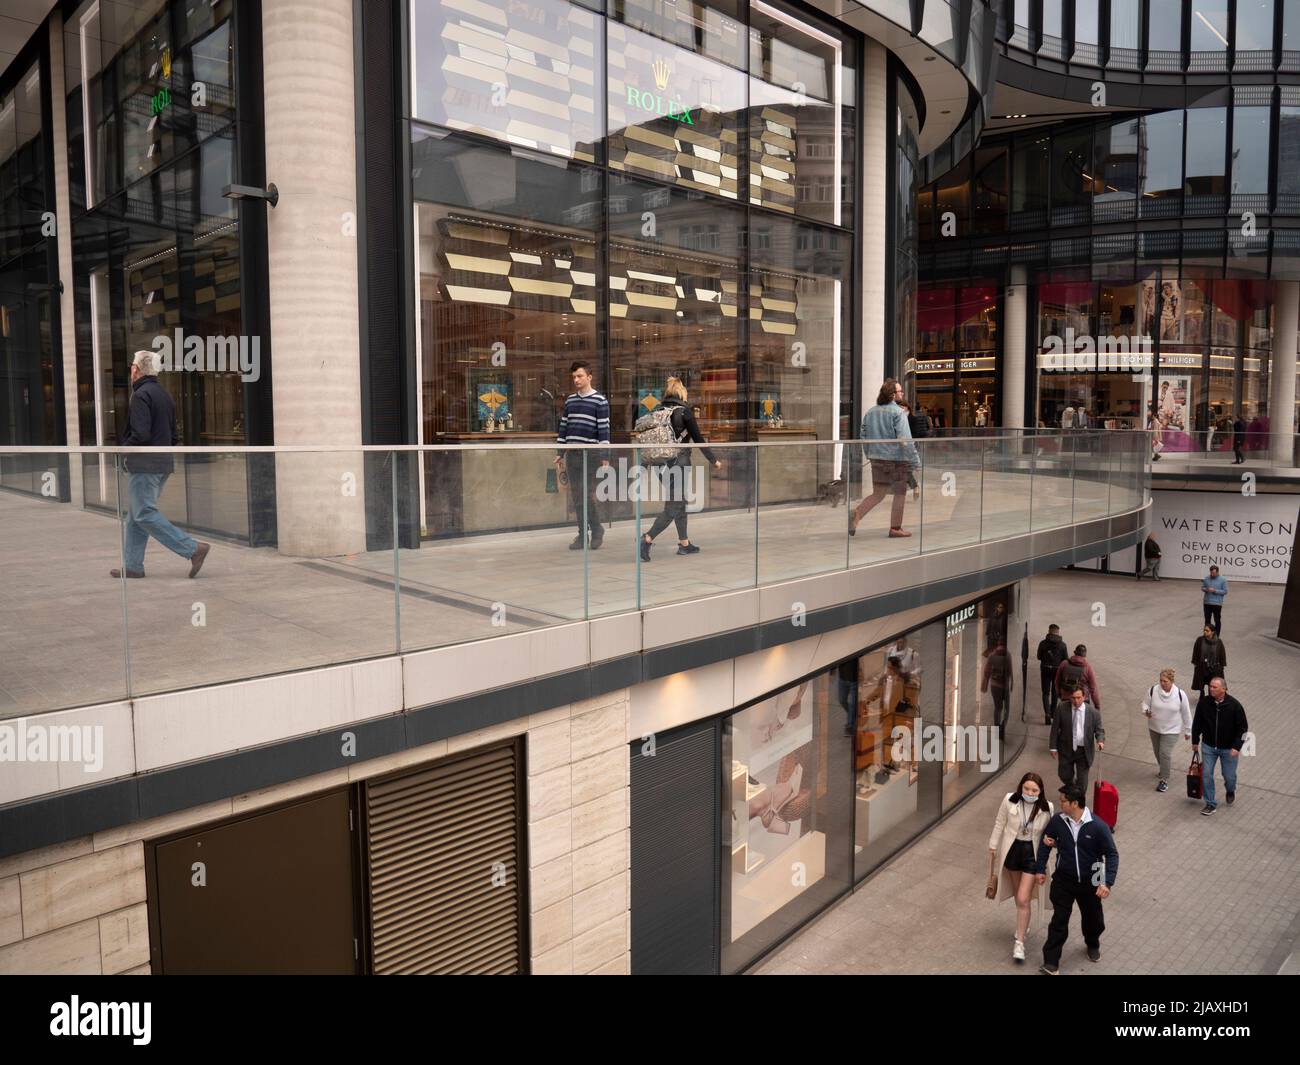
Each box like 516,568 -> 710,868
986,771 -> 1053,963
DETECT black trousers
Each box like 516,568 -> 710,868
565,451 -> 602,539
1042,873 -> 1105,966
1040,668 -> 1057,722
646,461 -> 689,541
1203,603 -> 1222,635
1057,746 -> 1091,795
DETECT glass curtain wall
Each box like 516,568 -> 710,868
407,0 -> 858,478
0,58 -> 59,459
721,585 -> 1024,972
65,0 -> 246,531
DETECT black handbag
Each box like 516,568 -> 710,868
1186,749 -> 1203,799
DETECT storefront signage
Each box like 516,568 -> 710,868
946,604 -> 975,632
624,59 -> 695,126
915,357 -> 994,373
150,87 -> 171,115
1149,490 -> 1295,585
1038,327 -> 1153,372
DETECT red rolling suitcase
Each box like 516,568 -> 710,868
1093,779 -> 1119,830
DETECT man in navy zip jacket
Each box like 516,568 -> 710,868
111,351 -> 210,580
1034,783 -> 1119,975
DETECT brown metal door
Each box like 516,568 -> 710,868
149,789 -> 358,974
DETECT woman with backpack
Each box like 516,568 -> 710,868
1140,668 -> 1192,793
637,377 -> 721,561
1190,625 -> 1227,694
986,771 -> 1054,963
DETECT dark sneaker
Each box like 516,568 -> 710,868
569,536 -> 585,550
1226,791 -> 1235,805
1156,780 -> 1168,793
640,537 -> 652,563
188,541 -> 211,578
1087,946 -> 1101,962
1039,963 -> 1059,976
589,536 -> 603,551
677,543 -> 700,555
1201,803 -> 1216,816
109,568 -> 145,579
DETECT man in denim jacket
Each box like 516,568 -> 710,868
849,379 -> 921,539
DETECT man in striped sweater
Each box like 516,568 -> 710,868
553,360 -> 611,550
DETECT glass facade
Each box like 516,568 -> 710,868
65,0 -> 245,468
408,0 -> 862,534
0,58 -> 58,451
722,585 -> 1025,972
409,0 -> 857,460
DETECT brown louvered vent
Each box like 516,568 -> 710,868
363,741 -> 526,974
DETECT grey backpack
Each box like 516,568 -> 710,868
634,406 -> 684,461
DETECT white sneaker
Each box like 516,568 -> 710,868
1013,939 -> 1026,962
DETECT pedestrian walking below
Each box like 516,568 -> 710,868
849,379 -> 920,539
1054,644 -> 1101,710
1136,533 -> 1161,580
1035,783 -> 1119,975
1232,415 -> 1246,464
111,351 -> 210,580
1141,668 -> 1192,793
1050,688 -> 1105,794
1191,625 -> 1227,694
1201,565 -> 1227,634
1036,624 -> 1069,725
1191,677 -> 1249,815
987,773 -> 1054,963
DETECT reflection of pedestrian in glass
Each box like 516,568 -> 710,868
850,379 -> 920,538
111,352 -> 210,580
836,659 -> 860,736
984,600 -> 1008,655
752,682 -> 808,746
982,643 -> 1014,738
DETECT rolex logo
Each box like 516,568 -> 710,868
652,57 -> 671,91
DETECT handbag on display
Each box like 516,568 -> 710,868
1186,749 -> 1203,799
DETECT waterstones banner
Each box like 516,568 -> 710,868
1150,490 -> 1297,585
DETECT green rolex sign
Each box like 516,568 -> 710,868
625,57 -> 695,127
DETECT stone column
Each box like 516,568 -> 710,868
262,0 -> 367,556
1269,281 -> 1298,466
860,40 -> 888,410
48,13 -> 84,506
1001,266 -> 1028,429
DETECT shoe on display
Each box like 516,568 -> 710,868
1013,940 -> 1026,962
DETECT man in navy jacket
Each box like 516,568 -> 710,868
111,351 -> 210,579
1034,783 -> 1119,975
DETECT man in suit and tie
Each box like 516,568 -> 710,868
1050,687 -> 1105,794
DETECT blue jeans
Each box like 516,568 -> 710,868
124,472 -> 197,571
1200,744 -> 1239,807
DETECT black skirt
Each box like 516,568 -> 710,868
1003,839 -> 1036,873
